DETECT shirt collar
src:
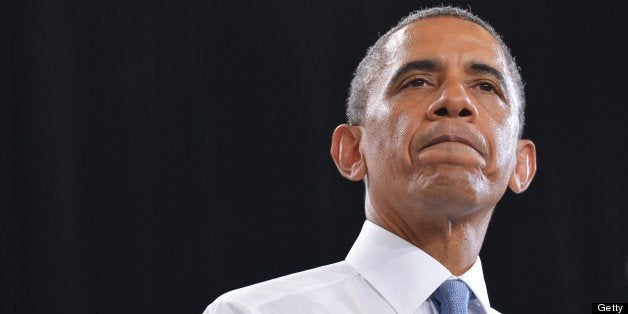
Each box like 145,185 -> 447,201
345,220 -> 492,314
458,255 -> 492,312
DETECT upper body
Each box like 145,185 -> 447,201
205,221 -> 499,314
206,6 -> 536,313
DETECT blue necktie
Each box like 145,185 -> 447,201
431,279 -> 471,314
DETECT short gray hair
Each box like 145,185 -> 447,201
346,6 -> 526,136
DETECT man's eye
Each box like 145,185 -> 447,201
478,82 -> 495,92
406,78 -> 427,88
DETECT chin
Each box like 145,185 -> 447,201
411,167 -> 490,218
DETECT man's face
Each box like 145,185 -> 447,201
361,17 -> 522,221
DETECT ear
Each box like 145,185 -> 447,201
330,124 -> 367,181
508,139 -> 537,193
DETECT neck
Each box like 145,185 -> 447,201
365,196 -> 494,276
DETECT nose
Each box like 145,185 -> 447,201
426,82 -> 478,122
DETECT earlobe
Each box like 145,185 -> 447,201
330,124 -> 366,181
508,139 -> 537,193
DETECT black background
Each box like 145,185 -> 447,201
2,1 -> 627,313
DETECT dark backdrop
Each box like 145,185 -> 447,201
2,1 -> 627,313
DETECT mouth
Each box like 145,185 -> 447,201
420,134 -> 484,156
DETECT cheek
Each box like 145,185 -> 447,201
392,114 -> 412,151
365,115 -> 409,160
363,110 -> 413,177
491,114 -> 519,175
365,99 -> 413,150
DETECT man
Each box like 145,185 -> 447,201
205,6 -> 536,314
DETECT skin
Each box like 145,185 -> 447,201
331,17 -> 537,275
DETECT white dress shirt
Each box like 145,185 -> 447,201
204,221 -> 500,313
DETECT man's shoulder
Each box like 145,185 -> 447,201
203,261 -> 360,314
218,261 -> 358,302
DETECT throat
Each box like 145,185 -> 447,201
448,219 -> 452,236
372,210 -> 492,276
364,194 -> 494,276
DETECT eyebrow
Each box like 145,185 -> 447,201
389,59 -> 439,85
468,62 -> 507,90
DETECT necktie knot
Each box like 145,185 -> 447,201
431,279 -> 471,314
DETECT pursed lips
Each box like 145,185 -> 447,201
419,134 -> 486,156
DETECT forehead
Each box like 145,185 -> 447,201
383,16 -> 506,70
